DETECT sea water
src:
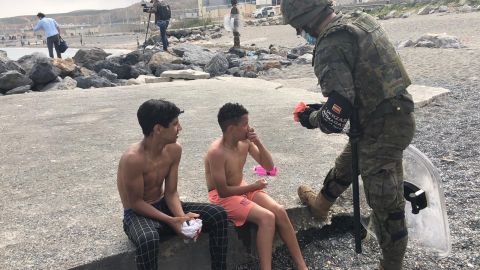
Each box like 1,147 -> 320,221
0,47 -> 131,61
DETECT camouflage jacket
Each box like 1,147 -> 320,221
311,11 -> 412,125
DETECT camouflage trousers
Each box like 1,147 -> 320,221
233,31 -> 240,47
320,112 -> 415,270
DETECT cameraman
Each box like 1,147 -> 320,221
147,0 -> 172,52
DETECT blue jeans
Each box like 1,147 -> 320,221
156,20 -> 169,50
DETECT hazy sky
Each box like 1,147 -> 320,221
0,0 -> 142,18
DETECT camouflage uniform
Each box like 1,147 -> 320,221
231,3 -> 240,47
283,2 -> 416,269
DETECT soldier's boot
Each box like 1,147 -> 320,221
233,37 -> 240,48
298,185 -> 334,220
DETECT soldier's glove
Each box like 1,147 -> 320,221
297,107 -> 316,129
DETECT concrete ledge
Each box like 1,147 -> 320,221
70,207 -> 317,270
70,223 -> 254,270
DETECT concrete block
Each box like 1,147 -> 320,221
145,77 -> 171,83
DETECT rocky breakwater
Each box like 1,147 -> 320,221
144,24 -> 225,47
0,42 -> 316,96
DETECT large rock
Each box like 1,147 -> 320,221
153,63 -> 187,77
74,75 -> 115,89
40,76 -> 78,91
98,69 -> 118,81
459,5 -> 472,13
52,58 -> 77,78
0,71 -> 32,93
415,33 -> 464,49
16,52 -> 50,74
260,60 -> 282,70
92,60 -> 141,80
73,67 -> 95,78
228,47 -> 246,58
168,29 -> 193,39
295,53 -> 314,65
29,62 -> 59,86
384,10 -> 399,19
5,85 -> 31,95
120,50 -> 154,65
239,60 -> 263,73
148,51 -> 182,70
204,53 -> 229,76
289,45 -> 314,57
172,44 -> 216,66
227,67 -> 244,77
258,53 -> 283,61
6,61 -> 26,74
418,5 -> 435,15
438,6 -> 449,12
225,54 -> 241,68
160,69 -> 210,80
397,39 -> 415,49
0,60 -> 25,74
73,48 -> 110,69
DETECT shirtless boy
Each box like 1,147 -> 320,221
205,103 -> 308,270
117,99 -> 229,270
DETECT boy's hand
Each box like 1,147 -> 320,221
253,178 -> 268,190
185,212 -> 199,219
247,127 -> 260,144
169,216 -> 191,238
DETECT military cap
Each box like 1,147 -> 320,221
281,0 -> 334,29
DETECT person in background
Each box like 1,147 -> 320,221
32,12 -> 62,58
230,0 -> 241,48
149,0 -> 172,51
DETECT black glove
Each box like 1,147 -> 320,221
297,107 -> 316,129
306,103 -> 324,110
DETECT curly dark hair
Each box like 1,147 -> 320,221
217,102 -> 248,132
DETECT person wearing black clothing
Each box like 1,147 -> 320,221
230,0 -> 240,47
150,0 -> 172,51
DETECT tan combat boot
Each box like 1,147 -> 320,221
297,185 -> 334,220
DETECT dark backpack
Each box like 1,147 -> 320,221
156,3 -> 171,21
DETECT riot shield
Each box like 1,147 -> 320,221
360,145 -> 451,257
223,14 -> 243,32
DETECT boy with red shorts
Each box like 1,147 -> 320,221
205,103 -> 308,270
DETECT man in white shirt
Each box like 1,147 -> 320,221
33,12 -> 62,58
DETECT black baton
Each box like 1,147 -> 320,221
349,108 -> 362,254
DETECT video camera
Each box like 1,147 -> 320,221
141,3 -> 153,13
141,0 -> 153,13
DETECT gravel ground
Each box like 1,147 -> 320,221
235,12 -> 480,270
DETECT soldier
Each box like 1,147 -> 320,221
230,0 -> 241,47
282,1 -> 415,269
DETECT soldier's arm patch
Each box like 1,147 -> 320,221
318,91 -> 352,134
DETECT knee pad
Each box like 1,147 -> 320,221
321,168 -> 350,201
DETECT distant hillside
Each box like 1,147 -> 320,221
0,0 -> 197,30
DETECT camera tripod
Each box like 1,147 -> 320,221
143,12 -> 152,54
